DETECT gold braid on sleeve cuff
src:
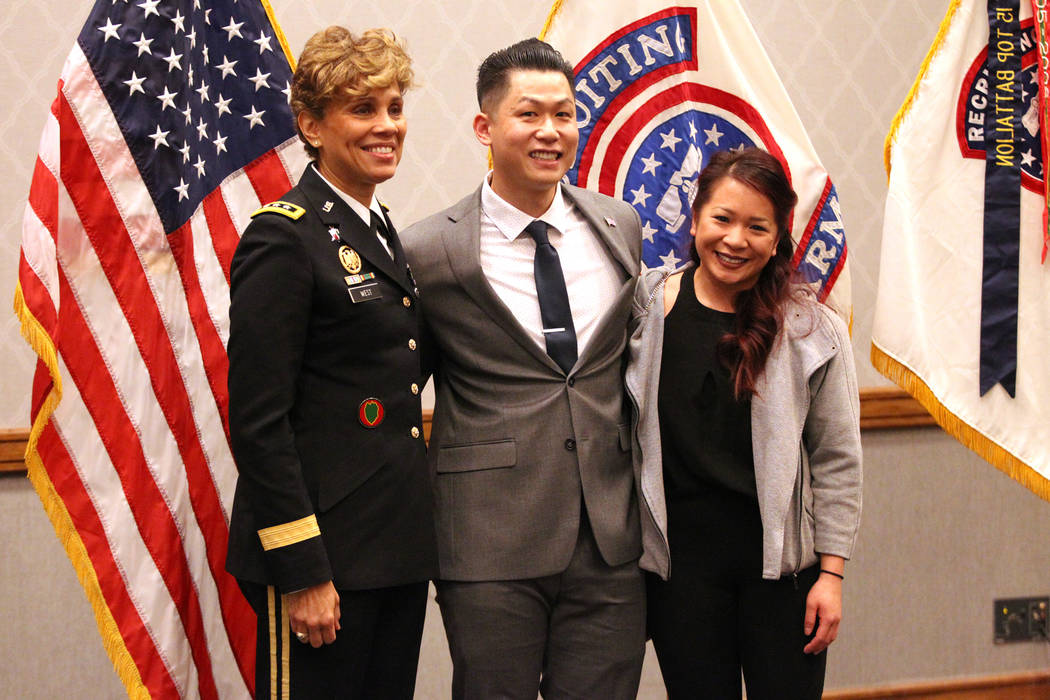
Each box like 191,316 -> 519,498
257,514 -> 321,551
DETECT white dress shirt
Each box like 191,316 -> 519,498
479,176 -> 622,357
312,164 -> 394,258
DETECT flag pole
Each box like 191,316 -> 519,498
539,0 -> 565,41
883,0 -> 963,179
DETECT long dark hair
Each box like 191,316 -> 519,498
690,147 -> 798,399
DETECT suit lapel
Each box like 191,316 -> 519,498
563,185 -> 637,282
442,188 -> 563,373
298,166 -> 413,294
562,185 -> 639,370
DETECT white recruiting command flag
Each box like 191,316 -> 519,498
14,0 -> 308,696
541,0 -> 851,319
874,0 -> 1050,498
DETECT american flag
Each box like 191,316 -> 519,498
15,0 -> 307,697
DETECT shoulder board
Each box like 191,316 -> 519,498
252,201 -> 306,220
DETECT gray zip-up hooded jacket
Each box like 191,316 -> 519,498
626,263 -> 862,580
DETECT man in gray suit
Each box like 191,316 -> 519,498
401,39 -> 645,699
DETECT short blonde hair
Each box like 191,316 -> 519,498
291,26 -> 414,160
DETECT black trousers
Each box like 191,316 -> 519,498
240,579 -> 428,700
647,489 -> 826,700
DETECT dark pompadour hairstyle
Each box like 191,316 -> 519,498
475,38 -> 576,112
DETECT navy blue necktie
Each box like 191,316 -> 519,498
524,220 -> 577,373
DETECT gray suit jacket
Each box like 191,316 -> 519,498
402,183 -> 643,581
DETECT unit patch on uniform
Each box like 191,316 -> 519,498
338,245 -> 362,274
358,398 -> 384,427
251,201 -> 306,219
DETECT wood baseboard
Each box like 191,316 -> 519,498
0,387 -> 935,475
825,670 -> 1050,700
857,386 -> 937,430
0,429 -> 28,474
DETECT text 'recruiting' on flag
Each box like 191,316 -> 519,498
540,0 -> 851,320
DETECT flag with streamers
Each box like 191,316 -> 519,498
541,0 -> 851,319
874,0 -> 1050,498
13,0 -> 307,696
1033,0 -> 1050,261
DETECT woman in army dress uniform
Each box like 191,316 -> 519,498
225,26 -> 436,699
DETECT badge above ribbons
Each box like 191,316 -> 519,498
339,245 -> 362,274
541,0 -> 851,319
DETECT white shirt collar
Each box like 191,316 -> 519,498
311,163 -> 386,226
481,173 -> 570,240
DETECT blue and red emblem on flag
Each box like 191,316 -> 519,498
545,2 -> 850,314
957,16 -> 1044,191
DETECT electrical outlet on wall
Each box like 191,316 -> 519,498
1029,598 -> 1048,640
994,597 -> 1050,643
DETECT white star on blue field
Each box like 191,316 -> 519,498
622,110 -> 753,272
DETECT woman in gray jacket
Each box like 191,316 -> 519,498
627,148 -> 861,699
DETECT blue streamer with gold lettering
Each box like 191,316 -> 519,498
981,0 -> 1021,396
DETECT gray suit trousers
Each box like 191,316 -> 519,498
435,514 -> 646,700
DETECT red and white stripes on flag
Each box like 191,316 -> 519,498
15,7 -> 308,698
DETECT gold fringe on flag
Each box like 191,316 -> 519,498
884,0 -> 963,179
871,343 -> 1050,502
13,283 -> 151,699
11,4 -> 301,696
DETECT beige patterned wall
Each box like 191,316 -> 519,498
752,2 -> 948,389
0,0 -> 943,430
0,1 -> 81,429
11,2 -> 1050,697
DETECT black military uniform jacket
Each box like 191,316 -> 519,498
225,164 -> 437,593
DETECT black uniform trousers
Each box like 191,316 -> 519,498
647,487 -> 826,700
241,580 -> 428,700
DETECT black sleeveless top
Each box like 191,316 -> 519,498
658,267 -> 757,502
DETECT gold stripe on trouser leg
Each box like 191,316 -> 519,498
267,586 -> 278,700
281,596 -> 291,700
